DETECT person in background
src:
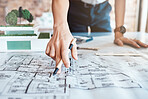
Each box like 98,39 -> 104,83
46,0 -> 148,71
68,0 -> 112,32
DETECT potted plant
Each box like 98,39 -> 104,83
0,6 -> 38,36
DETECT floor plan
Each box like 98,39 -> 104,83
0,53 -> 69,99
0,50 -> 148,99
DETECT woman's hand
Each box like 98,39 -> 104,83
114,32 -> 148,48
46,22 -> 78,73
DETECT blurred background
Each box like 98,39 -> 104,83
0,0 -> 148,33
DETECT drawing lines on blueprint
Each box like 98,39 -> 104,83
0,51 -> 148,99
67,52 -> 148,90
0,54 -> 69,99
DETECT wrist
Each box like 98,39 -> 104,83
114,31 -> 123,39
53,21 -> 71,35
53,21 -> 68,28
114,25 -> 126,34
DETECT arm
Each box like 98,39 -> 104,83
52,0 -> 69,26
115,0 -> 125,28
46,0 -> 78,72
114,0 -> 148,48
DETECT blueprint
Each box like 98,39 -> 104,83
0,53 -> 69,99
1,32 -> 148,99
0,49 -> 148,99
67,50 -> 148,89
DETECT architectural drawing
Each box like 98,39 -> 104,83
67,53 -> 147,90
0,54 -> 69,99
0,51 -> 148,99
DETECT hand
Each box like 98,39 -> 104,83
46,22 -> 78,73
114,32 -> 148,48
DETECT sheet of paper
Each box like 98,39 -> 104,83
0,34 -> 148,99
0,53 -> 69,99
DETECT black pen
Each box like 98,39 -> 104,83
53,38 -> 77,76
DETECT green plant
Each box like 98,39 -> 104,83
27,14 -> 34,23
22,9 -> 30,19
5,7 -> 34,25
5,12 -> 17,25
11,9 -> 19,17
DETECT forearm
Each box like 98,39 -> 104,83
52,0 -> 69,26
115,0 -> 126,28
114,0 -> 148,48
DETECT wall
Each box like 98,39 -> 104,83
109,0 -> 138,32
0,0 -> 138,32
0,0 -> 52,25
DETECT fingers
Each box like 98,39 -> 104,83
121,38 -> 140,48
119,37 -> 148,48
46,34 -> 77,75
133,39 -> 148,48
49,46 -> 56,60
114,37 -> 148,48
45,42 -> 56,60
45,42 -> 51,55
55,42 -> 61,68
55,52 -> 62,74
71,43 -> 78,60
114,39 -> 124,46
61,48 -> 70,68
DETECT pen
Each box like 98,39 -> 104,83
77,47 -> 99,51
53,38 -> 77,76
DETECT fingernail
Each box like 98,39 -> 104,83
137,46 -> 140,48
66,65 -> 70,68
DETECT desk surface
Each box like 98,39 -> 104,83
0,32 -> 148,99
